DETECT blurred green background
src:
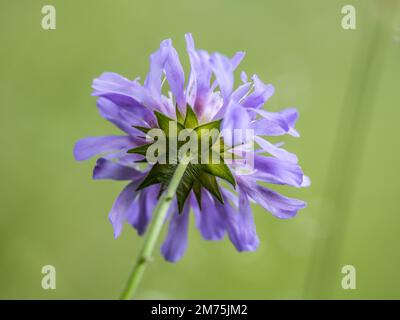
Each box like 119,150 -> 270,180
1,0 -> 399,299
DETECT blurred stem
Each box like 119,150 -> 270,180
120,158 -> 189,300
303,19 -> 388,298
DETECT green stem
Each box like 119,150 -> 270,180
119,158 -> 189,300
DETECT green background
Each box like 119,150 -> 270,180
1,0 -> 399,299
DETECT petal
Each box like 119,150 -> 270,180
249,108 -> 290,136
280,108 -> 300,137
210,53 -> 235,99
129,185 -> 159,235
185,33 -> 213,116
253,108 -> 299,137
163,39 -> 186,109
92,72 -> 160,119
73,135 -> 134,161
254,136 -> 298,164
92,72 -> 142,106
215,189 -> 259,252
211,52 -> 245,93
241,75 -> 274,109
222,101 -> 251,146
238,177 -> 306,219
192,190 -> 226,240
231,82 -> 251,103
161,203 -> 190,263
301,175 -> 311,187
144,43 -> 168,100
96,98 -> 154,136
108,182 -> 138,238
93,158 -> 144,181
240,71 -> 248,83
252,155 -> 304,187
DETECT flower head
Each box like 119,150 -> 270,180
74,34 -> 309,262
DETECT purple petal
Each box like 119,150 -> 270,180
249,109 -> 290,136
93,158 -> 143,181
161,204 -> 190,263
253,108 -> 299,137
238,177 -> 306,219
240,71 -> 248,83
144,43 -> 167,99
163,39 -> 186,109
280,108 -> 300,137
185,33 -> 213,117
241,75 -> 274,109
215,189 -> 259,252
231,82 -> 251,103
192,191 -> 226,240
92,73 -> 158,119
108,182 -> 138,238
222,101 -> 251,146
210,52 -> 236,99
92,72 -> 141,105
96,98 -> 154,136
255,136 -> 298,163
252,155 -> 304,187
73,135 -> 134,161
129,185 -> 159,235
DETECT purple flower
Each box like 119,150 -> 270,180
74,34 -> 309,262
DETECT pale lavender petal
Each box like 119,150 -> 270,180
231,82 -> 251,103
240,71 -> 248,83
129,185 -> 159,235
161,204 -> 190,263
211,52 -> 244,99
254,108 -> 299,137
108,182 -> 138,238
73,136 -> 134,161
93,158 -> 143,181
238,177 -> 306,219
144,43 -> 168,101
92,72 -> 140,106
231,51 -> 245,70
280,108 -> 300,137
252,155 -> 304,187
301,175 -> 311,187
163,39 -> 186,109
255,136 -> 298,163
92,73 -> 158,118
222,101 -> 251,146
250,119 -> 286,136
185,33 -> 213,117
215,189 -> 259,252
97,98 -> 153,136
192,190 -> 226,240
241,75 -> 274,109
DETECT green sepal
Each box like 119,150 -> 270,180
194,119 -> 222,132
184,105 -> 199,129
193,181 -> 202,209
201,161 -> 236,187
197,171 -> 223,204
176,174 -> 194,213
136,163 -> 176,190
154,111 -> 185,137
127,143 -> 152,156
175,104 -> 184,124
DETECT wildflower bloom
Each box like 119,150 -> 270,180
74,34 -> 309,262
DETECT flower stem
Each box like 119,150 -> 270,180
119,158 -> 190,300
